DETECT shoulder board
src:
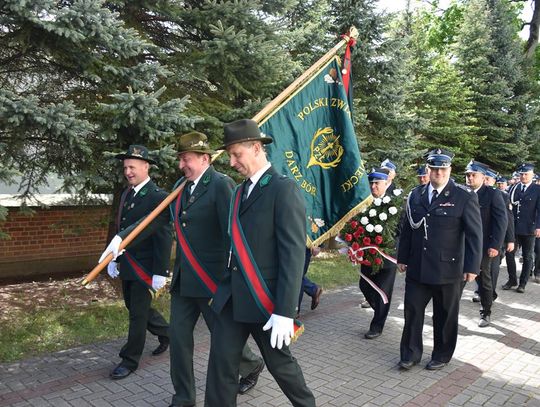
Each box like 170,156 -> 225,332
456,184 -> 473,193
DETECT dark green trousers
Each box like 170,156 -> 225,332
170,290 -> 262,406
205,301 -> 315,407
119,280 -> 169,371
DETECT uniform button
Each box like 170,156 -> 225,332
452,258 -> 455,261
233,266 -> 238,271
423,247 -> 427,250
122,217 -> 126,221
182,211 -> 186,215
182,222 -> 186,227
427,214 -> 430,217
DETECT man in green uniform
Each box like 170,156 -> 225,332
205,119 -> 315,407
168,132 -> 263,407
99,145 -> 171,380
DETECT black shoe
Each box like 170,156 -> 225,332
364,330 -> 382,339
502,282 -> 517,290
426,360 -> 447,370
472,294 -> 481,303
110,365 -> 132,380
516,285 -> 525,293
398,360 -> 417,370
238,362 -> 265,395
311,287 -> 323,310
152,340 -> 169,355
169,404 -> 194,407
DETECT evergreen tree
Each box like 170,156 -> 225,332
454,0 -> 532,172
406,10 -> 478,172
330,0 -> 420,187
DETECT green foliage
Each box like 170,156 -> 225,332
454,0 -> 536,173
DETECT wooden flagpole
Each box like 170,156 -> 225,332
82,27 -> 357,286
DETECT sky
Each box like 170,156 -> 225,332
376,0 -> 534,40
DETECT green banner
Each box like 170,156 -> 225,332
259,56 -> 372,247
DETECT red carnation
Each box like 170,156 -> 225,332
356,226 -> 365,234
358,250 -> 364,257
350,220 -> 359,229
353,229 -> 362,239
351,242 -> 360,251
363,259 -> 372,266
374,235 -> 383,245
369,248 -> 377,255
362,237 -> 371,245
345,233 -> 352,242
374,257 -> 383,265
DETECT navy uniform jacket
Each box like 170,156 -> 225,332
477,185 -> 507,253
211,166 -> 306,323
397,180 -> 482,284
508,183 -> 540,236
500,191 -> 515,244
170,166 -> 235,297
117,180 -> 172,280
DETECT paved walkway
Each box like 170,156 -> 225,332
1,267 -> 540,406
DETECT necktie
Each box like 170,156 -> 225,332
185,181 -> 194,199
521,184 -> 526,194
242,179 -> 252,202
430,189 -> 438,204
126,187 -> 135,202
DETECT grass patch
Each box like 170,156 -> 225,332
307,251 -> 358,289
0,295 -> 170,363
0,251 -> 353,362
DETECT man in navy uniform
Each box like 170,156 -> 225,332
99,145 -> 171,380
464,161 -> 506,327
205,119 -> 315,407
416,165 -> 429,185
397,148 -> 482,370
359,168 -> 399,339
381,158 -> 398,194
503,163 -> 540,292
490,175 -> 515,300
496,176 -> 508,192
168,132 -> 264,407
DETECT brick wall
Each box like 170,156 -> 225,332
0,206 -> 111,280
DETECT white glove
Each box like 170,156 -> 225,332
152,275 -> 167,291
262,314 -> 294,349
99,235 -> 124,263
107,262 -> 119,278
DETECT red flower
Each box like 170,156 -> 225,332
374,257 -> 383,265
353,229 -> 362,239
356,226 -> 365,234
363,259 -> 372,266
350,220 -> 359,229
351,242 -> 360,251
357,250 -> 364,257
362,237 -> 371,245
345,233 -> 352,242
374,235 -> 383,245
369,248 -> 377,255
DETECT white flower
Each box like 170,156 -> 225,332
379,212 -> 388,221
374,224 -> 383,233
373,198 -> 382,206
366,224 -> 374,232
382,196 -> 391,203
360,216 -> 369,225
388,206 -> 398,215
393,188 -> 403,196
369,209 -> 377,217
314,218 -> 325,227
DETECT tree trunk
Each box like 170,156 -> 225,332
525,0 -> 540,59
